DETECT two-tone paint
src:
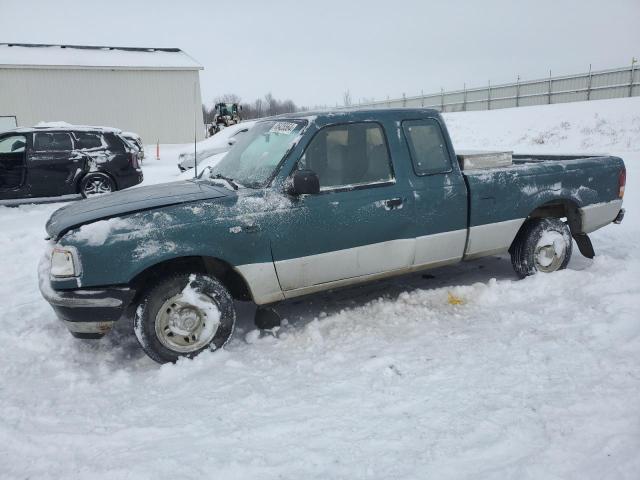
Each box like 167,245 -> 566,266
40,109 -> 626,332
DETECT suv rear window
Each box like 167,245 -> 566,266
75,132 -> 103,150
103,133 -> 127,152
33,132 -> 73,152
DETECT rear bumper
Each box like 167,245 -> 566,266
39,273 -> 135,338
116,169 -> 144,190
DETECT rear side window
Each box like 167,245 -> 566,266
103,133 -> 127,152
402,119 -> 451,175
75,132 -> 103,150
299,122 -> 394,190
33,132 -> 73,152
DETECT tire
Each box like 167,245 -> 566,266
80,173 -> 115,198
510,217 -> 573,278
133,273 -> 236,364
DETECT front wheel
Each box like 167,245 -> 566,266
510,217 -> 573,278
133,273 -> 236,363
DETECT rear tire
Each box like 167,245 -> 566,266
133,273 -> 236,364
510,217 -> 572,278
80,173 -> 115,198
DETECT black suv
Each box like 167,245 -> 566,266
0,126 -> 143,200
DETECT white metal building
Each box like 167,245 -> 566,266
0,43 -> 204,143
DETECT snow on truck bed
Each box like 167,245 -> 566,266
1,97 -> 639,479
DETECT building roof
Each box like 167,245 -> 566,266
0,43 -> 203,70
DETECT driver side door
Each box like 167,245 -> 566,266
270,122 -> 416,295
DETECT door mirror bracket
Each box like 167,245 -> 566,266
288,169 -> 320,195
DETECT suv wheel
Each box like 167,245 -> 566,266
80,173 -> 115,198
133,273 -> 236,364
510,217 -> 573,278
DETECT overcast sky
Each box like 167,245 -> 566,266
4,0 -> 640,108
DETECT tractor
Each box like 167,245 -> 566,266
209,103 -> 242,136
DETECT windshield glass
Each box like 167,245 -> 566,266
207,119 -> 306,188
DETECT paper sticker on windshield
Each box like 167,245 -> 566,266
269,122 -> 298,135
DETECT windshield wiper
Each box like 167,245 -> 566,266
210,173 -> 239,190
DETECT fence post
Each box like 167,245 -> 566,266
402,92 -> 406,108
630,57 -> 637,97
516,75 -> 520,107
548,69 -> 552,104
587,64 -> 592,101
440,88 -> 444,111
421,89 -> 424,107
463,83 -> 467,111
487,80 -> 491,110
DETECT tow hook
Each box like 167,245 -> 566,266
614,208 -> 625,224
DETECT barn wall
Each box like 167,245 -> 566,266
0,67 -> 204,144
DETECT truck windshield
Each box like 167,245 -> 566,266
207,120 -> 306,188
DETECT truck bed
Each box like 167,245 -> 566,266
461,154 -> 624,258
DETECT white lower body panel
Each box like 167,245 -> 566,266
580,199 -> 623,233
464,218 -> 526,259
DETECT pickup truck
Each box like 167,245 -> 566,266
39,109 -> 626,363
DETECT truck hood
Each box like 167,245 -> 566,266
46,180 -> 229,239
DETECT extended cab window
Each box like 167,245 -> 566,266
402,119 -> 451,175
33,132 -> 73,152
300,122 -> 393,190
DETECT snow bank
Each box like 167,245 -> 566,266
444,96 -> 640,153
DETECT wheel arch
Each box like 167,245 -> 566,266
128,255 -> 253,304
509,197 -> 582,253
77,170 -> 118,194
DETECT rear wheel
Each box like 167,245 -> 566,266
80,173 -> 115,198
510,217 -> 572,278
133,273 -> 236,364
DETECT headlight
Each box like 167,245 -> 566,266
51,246 -> 80,277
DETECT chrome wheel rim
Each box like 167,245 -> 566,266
155,292 -> 220,353
534,231 -> 566,273
84,178 -> 112,196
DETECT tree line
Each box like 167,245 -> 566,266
202,93 -> 309,123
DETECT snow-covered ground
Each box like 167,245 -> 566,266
1,98 -> 639,479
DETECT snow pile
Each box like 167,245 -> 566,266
70,217 -> 133,246
444,96 -> 640,153
0,98 -> 639,479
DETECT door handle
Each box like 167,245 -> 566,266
385,198 -> 403,209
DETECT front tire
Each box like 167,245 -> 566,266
133,273 -> 236,364
510,217 -> 572,278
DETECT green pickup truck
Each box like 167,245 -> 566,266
39,109 -> 626,363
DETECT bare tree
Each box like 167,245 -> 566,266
343,89 -> 352,107
214,93 -> 242,105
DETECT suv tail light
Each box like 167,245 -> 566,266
619,167 -> 626,198
130,151 -> 139,169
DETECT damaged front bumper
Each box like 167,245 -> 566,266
39,271 -> 135,339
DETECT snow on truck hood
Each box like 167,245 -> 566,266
46,181 -> 229,239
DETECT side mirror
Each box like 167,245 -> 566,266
290,169 -> 320,195
228,137 -> 237,146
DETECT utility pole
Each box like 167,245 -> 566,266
587,64 -> 592,101
463,83 -> 467,111
516,75 -> 520,107
630,57 -> 638,97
